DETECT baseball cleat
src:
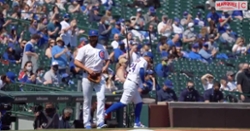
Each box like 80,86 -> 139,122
133,122 -> 147,128
85,126 -> 92,129
97,122 -> 107,129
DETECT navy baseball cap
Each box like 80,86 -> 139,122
203,42 -> 209,47
149,6 -> 155,13
164,80 -> 173,88
183,11 -> 188,16
6,71 -> 16,83
63,13 -> 70,19
192,43 -> 199,48
92,6 -> 99,11
88,30 -> 98,37
143,52 -> 154,59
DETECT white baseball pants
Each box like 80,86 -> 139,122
81,73 -> 105,127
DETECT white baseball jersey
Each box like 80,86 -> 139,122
126,57 -> 148,85
75,44 -> 109,72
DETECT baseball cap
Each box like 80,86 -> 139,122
115,21 -> 121,25
56,37 -> 63,42
52,61 -> 59,66
143,52 -> 154,59
188,22 -> 194,27
197,12 -> 201,16
79,37 -> 88,43
192,43 -> 199,48
164,80 -> 173,88
6,72 -> 16,83
88,30 -> 98,37
203,42 -> 209,47
137,8 -> 142,12
226,71 -> 235,76
63,13 -> 70,19
11,26 -> 16,30
174,18 -> 180,23
92,6 -> 99,11
183,11 -> 188,16
149,7 -> 155,13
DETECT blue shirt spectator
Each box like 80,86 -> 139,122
207,7 -> 221,23
111,21 -> 122,38
204,81 -> 224,102
155,56 -> 169,77
3,47 -> 18,64
157,80 -> 178,101
188,43 -> 203,60
51,37 -> 68,69
47,16 -> 62,39
114,43 -> 126,62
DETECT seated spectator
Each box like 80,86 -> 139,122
199,43 -> 217,60
193,12 -> 205,27
167,34 -> 180,47
179,81 -> 202,102
143,24 -> 157,40
29,19 -> 38,35
3,47 -> 21,64
14,40 -> 26,60
98,16 -> 112,46
182,23 -> 196,44
141,42 -> 151,54
59,107 -> 73,129
220,27 -> 236,44
68,0 -> 81,13
43,61 -> 61,86
49,5 -> 60,20
226,71 -> 237,91
45,39 -> 55,58
115,58 -> 128,83
207,7 -> 220,23
204,81 -> 224,103
51,37 -> 69,74
158,36 -> 169,53
201,73 -> 214,90
169,45 -> 184,59
18,61 -> 36,84
157,80 -> 177,102
220,77 -> 230,91
8,26 -> 19,47
104,68 -> 117,93
34,102 -> 59,129
37,25 -> 49,47
47,14 -> 61,39
180,11 -> 193,26
207,21 -> 220,41
172,18 -> 184,34
143,7 -> 158,26
111,34 -> 120,49
110,21 -> 123,38
0,72 -> 16,90
188,43 -> 203,60
232,10 -> 243,21
89,6 -> 102,22
157,15 -> 172,37
36,68 -> 45,84
232,37 -> 246,55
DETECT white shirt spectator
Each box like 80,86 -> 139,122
232,44 -> 246,54
172,24 -> 184,34
111,41 -> 119,49
203,81 -> 213,90
131,30 -> 144,42
0,77 -> 5,89
60,20 -> 72,46
157,21 -> 172,37
227,81 -> 237,91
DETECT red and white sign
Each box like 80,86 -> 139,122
215,1 -> 248,11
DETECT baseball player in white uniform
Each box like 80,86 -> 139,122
105,52 -> 153,128
74,30 -> 110,129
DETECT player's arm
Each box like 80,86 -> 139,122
74,47 -> 90,73
139,68 -> 145,83
102,49 -> 111,72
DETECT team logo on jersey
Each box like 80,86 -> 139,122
99,50 -> 105,59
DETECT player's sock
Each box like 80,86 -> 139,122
134,102 -> 143,124
105,102 -> 126,114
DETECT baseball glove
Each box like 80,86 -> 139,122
87,73 -> 102,84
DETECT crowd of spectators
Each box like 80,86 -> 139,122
0,0 -> 249,108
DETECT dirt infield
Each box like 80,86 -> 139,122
40,128 -> 250,131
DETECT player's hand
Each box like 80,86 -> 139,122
87,69 -> 95,76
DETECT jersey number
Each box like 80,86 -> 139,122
129,59 -> 141,72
